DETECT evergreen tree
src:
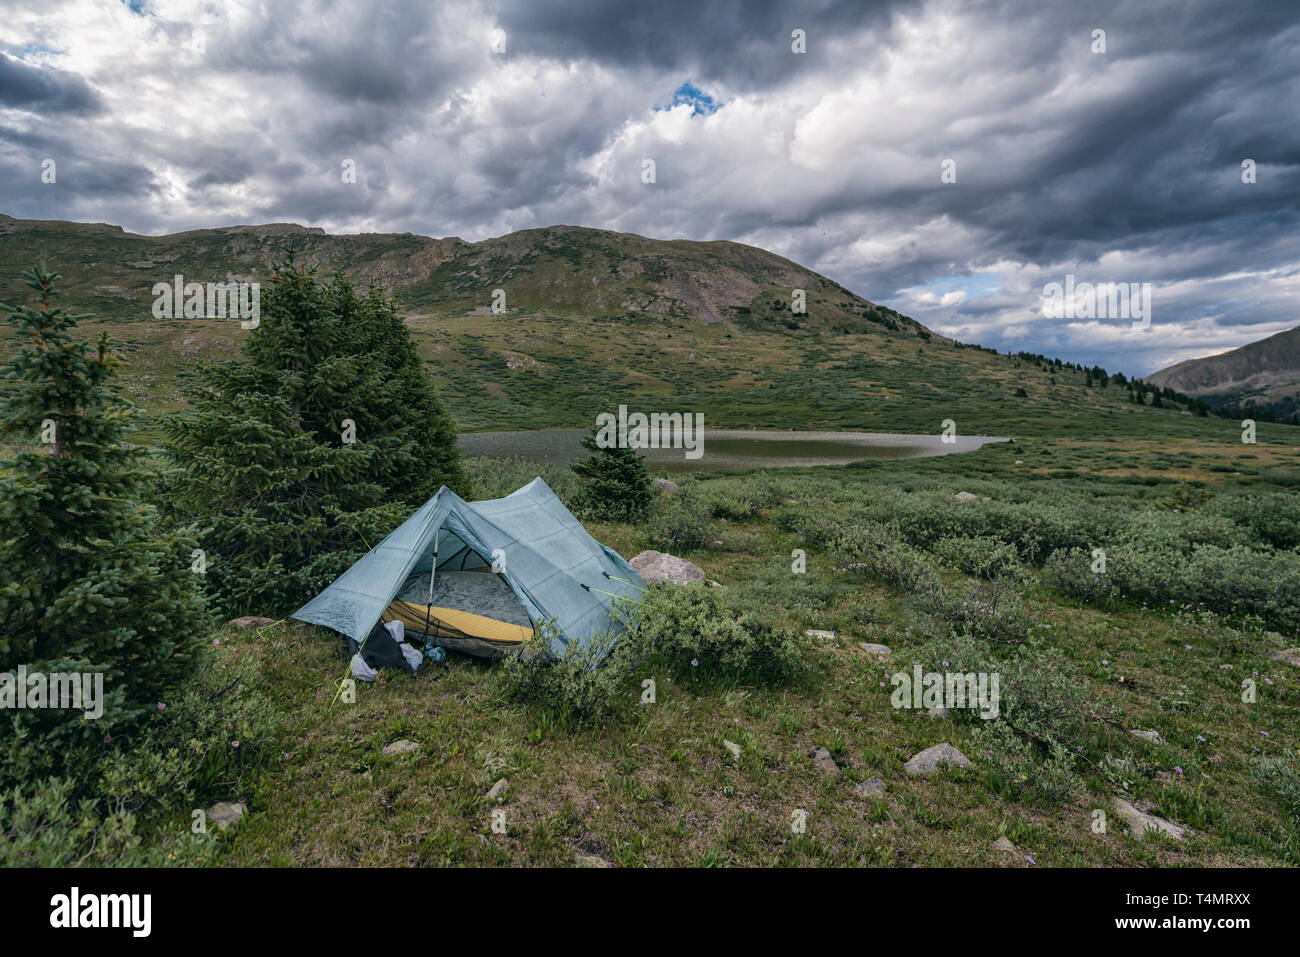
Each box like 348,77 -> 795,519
162,263 -> 466,617
0,263 -> 205,781
571,418 -> 655,523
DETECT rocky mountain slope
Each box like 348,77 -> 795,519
1147,325 -> 1300,421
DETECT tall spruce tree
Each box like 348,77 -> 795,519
0,263 -> 205,781
162,263 -> 466,617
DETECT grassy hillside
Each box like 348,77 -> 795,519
0,214 -> 1210,441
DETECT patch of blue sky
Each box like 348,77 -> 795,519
658,81 -> 719,116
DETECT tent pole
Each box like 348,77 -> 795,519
422,537 -> 438,639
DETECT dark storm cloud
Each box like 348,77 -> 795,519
495,0 -> 915,89
0,53 -> 101,114
1,0 -> 1298,375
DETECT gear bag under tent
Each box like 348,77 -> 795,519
291,478 -> 646,659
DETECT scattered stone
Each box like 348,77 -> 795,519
805,629 -> 836,639
485,778 -> 509,802
904,743 -> 972,775
993,835 -> 1017,854
954,491 -> 978,501
575,853 -> 612,868
653,478 -> 680,493
1267,648 -> 1300,667
854,777 -> 885,798
1113,797 -> 1186,842
385,739 -> 420,755
723,740 -> 742,762
1015,460 -> 1024,465
813,747 -> 840,776
858,642 -> 892,656
1130,729 -> 1163,744
206,801 -> 246,831
927,706 -> 950,719
229,616 -> 276,630
629,549 -> 706,585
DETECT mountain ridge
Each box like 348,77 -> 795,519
0,213 -> 1218,438
1147,325 -> 1300,422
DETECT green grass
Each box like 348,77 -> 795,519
185,443 -> 1300,868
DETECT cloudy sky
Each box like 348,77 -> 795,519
2,0 -> 1297,376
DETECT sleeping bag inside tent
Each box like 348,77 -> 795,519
291,477 -> 646,658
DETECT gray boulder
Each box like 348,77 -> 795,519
854,778 -> 885,798
904,743 -> 972,775
813,747 -> 840,776
629,550 -> 706,584
1113,797 -> 1186,841
207,801 -> 246,831
229,616 -> 276,630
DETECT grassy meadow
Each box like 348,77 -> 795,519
188,421 -> 1300,868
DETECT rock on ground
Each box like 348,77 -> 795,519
859,642 -> 892,656
955,491 -> 978,501
654,478 -> 680,493
207,801 -> 246,831
485,778 -> 509,802
723,740 -> 741,762
385,739 -> 420,755
629,549 -> 706,585
904,743 -> 972,775
854,778 -> 885,798
813,747 -> 840,776
575,853 -> 612,868
1267,648 -> 1300,667
805,629 -> 836,639
993,835 -> 1017,854
1113,797 -> 1186,841
1130,729 -> 1163,743
229,616 -> 276,630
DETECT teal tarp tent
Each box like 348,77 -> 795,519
291,478 -> 645,657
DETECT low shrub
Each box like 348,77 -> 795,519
98,648 -> 280,815
1045,543 -> 1300,630
496,626 -> 631,725
644,487 -> 714,551
624,583 -> 805,682
932,536 -> 1023,580
0,776 -> 216,867
1252,751 -> 1300,818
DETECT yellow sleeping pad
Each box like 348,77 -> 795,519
385,600 -> 534,645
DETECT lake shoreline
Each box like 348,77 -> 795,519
459,428 -> 1012,472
